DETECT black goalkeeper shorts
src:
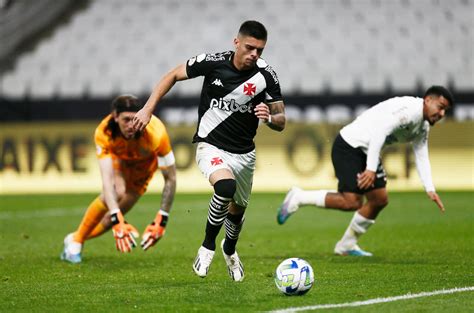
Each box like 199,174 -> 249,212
331,133 -> 387,194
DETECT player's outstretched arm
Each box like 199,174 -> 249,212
141,164 -> 176,250
98,158 -> 139,252
427,191 -> 445,213
133,64 -> 188,131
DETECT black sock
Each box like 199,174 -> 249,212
223,212 -> 245,255
202,193 -> 231,250
202,221 -> 223,250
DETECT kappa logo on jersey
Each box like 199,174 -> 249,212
210,98 -> 253,113
212,78 -> 223,87
210,157 -> 223,166
243,83 -> 256,96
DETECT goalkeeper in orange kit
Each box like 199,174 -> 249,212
61,95 -> 177,263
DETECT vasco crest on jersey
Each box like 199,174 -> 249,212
243,83 -> 256,96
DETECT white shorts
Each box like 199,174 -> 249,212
195,142 -> 256,208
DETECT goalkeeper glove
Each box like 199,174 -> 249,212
141,210 -> 169,251
110,210 -> 139,253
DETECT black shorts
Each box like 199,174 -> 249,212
331,134 -> 387,194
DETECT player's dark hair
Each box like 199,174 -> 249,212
108,94 -> 143,139
238,20 -> 267,41
111,94 -> 142,113
424,85 -> 455,108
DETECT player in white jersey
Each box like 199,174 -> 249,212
277,86 -> 454,256
133,21 -> 286,280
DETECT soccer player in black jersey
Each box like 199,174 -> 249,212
133,20 -> 286,281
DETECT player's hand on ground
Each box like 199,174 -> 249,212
141,211 -> 168,251
112,223 -> 139,252
111,211 -> 139,252
132,107 -> 152,132
141,222 -> 166,251
254,102 -> 271,123
427,191 -> 445,213
357,170 -> 376,190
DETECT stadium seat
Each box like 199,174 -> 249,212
1,0 -> 472,99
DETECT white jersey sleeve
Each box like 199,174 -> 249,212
365,117 -> 399,171
340,97 -> 424,172
412,125 -> 435,192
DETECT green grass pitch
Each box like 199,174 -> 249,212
0,191 -> 473,312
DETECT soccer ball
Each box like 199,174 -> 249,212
274,258 -> 314,296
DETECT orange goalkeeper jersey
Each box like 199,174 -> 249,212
95,115 -> 172,165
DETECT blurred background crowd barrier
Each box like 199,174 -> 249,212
0,0 -> 473,193
0,121 -> 472,193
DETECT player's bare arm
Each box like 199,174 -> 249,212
99,157 -> 138,252
160,164 -> 177,213
427,191 -> 445,213
133,64 -> 188,131
255,101 -> 285,131
140,164 -> 177,251
98,157 -> 121,212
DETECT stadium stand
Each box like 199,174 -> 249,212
0,0 -> 472,100
0,0 -> 75,61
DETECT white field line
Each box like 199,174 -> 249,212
268,286 -> 474,313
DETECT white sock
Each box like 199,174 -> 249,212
338,212 -> 375,249
66,233 -> 82,254
68,241 -> 83,254
296,190 -> 333,207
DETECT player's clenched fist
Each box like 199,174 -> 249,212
141,210 -> 169,251
110,210 -> 139,253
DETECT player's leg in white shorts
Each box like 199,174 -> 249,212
193,142 -> 235,277
193,142 -> 255,280
221,148 -> 255,281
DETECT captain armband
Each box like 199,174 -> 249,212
158,151 -> 175,168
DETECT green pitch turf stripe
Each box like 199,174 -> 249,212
0,207 -> 84,219
269,286 -> 474,312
